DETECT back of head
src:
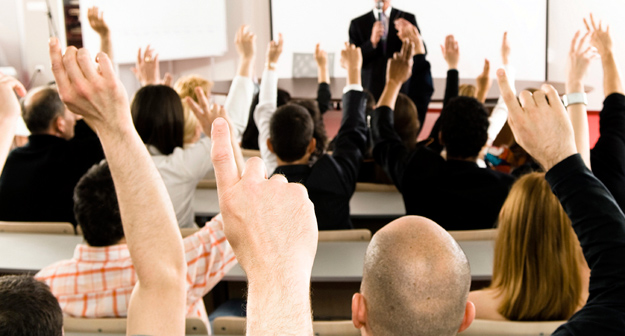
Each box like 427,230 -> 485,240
74,161 -> 124,247
439,96 -> 489,159
362,216 -> 471,336
0,275 -> 63,336
291,99 -> 327,156
393,93 -> 420,150
131,85 -> 185,155
241,89 -> 292,150
21,86 -> 65,135
458,84 -> 477,99
174,75 -> 214,144
492,172 -> 583,321
269,103 -> 314,163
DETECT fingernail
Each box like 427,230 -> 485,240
497,69 -> 505,76
49,37 -> 57,46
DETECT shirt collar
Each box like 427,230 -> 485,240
374,6 -> 392,20
73,243 -> 131,262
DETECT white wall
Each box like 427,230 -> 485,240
548,0 -> 625,110
0,0 -> 24,78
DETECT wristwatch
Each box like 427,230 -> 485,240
562,92 -> 588,108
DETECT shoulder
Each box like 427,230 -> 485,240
352,11 -> 374,24
469,288 -> 508,321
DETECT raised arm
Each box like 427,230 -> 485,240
315,43 -> 332,115
330,43 -> 368,186
225,25 -> 257,142
254,33 -> 283,174
587,15 -> 625,212
0,75 -> 26,175
441,35 -> 460,107
566,30 -> 596,169
398,24 -> 433,129
497,63 -> 625,336
476,59 -> 491,103
371,40 -> 415,188
131,45 -> 172,87
87,7 -> 113,62
487,32 -> 515,146
211,117 -> 317,335
49,38 -> 186,335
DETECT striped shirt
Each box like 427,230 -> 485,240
35,214 -> 236,329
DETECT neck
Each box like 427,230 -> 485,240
277,156 -> 310,166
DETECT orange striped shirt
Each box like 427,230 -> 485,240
35,214 -> 236,330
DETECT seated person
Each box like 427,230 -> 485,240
213,45 -> 625,335
35,161 -> 236,328
0,275 -> 63,336
371,41 -> 514,230
255,36 -> 368,230
469,172 -> 589,321
174,74 -> 213,145
0,86 -> 104,225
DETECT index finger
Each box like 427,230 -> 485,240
48,37 -> 71,90
211,118 -> 240,195
497,68 -> 523,115
400,39 -> 412,60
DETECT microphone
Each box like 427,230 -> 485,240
375,1 -> 384,19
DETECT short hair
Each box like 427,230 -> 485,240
291,99 -> 328,157
21,86 -> 65,134
74,161 -> 124,247
439,96 -> 489,159
269,104 -> 314,162
174,75 -> 214,144
241,89 -> 292,150
393,93 -> 420,150
491,172 -> 583,321
458,84 -> 477,99
0,275 -> 63,336
131,85 -> 185,155
362,216 -> 470,336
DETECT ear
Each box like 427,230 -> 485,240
351,293 -> 368,330
54,115 -> 66,135
307,138 -> 317,154
267,138 -> 275,153
457,300 -> 476,333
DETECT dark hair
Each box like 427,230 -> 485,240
439,96 -> 489,159
21,87 -> 65,134
74,161 -> 124,247
269,104 -> 314,162
241,89 -> 292,150
131,85 -> 185,155
291,99 -> 327,157
393,93 -> 420,150
0,275 -> 63,336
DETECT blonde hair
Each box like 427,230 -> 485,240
491,172 -> 584,321
458,84 -> 477,99
174,75 -> 214,144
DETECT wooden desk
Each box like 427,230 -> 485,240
212,78 -> 592,103
223,240 -> 493,282
0,233 -> 493,280
193,188 -> 405,219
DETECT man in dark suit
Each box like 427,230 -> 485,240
349,0 -> 423,100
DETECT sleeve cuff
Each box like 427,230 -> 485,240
343,84 -> 364,93
545,154 -> 585,188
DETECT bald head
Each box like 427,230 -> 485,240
361,216 -> 471,336
22,86 -> 75,139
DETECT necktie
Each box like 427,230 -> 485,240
380,11 -> 388,52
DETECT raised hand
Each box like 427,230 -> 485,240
235,25 -> 256,61
386,39 -> 414,85
0,73 -> 26,120
476,59 -> 491,103
567,30 -> 597,93
315,43 -> 328,70
371,21 -> 384,48
266,33 -> 284,69
441,35 -> 459,69
185,87 -> 226,137
87,7 -> 109,36
131,46 -> 172,86
501,32 -> 511,65
585,13 -> 612,57
397,22 -> 425,56
340,42 -> 363,86
497,69 -> 577,171
211,117 -> 317,334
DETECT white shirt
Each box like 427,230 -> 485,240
373,6 -> 392,21
487,65 -> 516,146
254,69 -> 280,174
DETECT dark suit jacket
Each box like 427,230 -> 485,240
349,8 -> 421,100
0,121 -> 104,225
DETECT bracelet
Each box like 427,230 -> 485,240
562,92 -> 587,108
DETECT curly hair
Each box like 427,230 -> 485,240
439,96 -> 489,159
